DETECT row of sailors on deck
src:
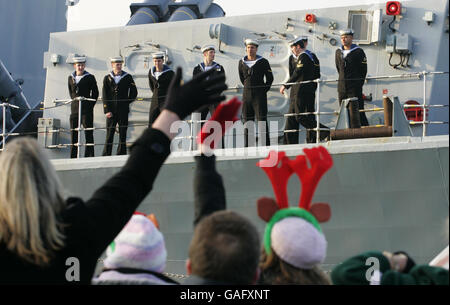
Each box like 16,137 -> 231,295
68,29 -> 368,158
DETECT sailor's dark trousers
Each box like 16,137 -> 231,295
103,112 -> 128,156
70,113 -> 94,158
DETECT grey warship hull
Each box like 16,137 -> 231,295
53,135 -> 449,275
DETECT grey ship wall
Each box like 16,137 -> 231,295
42,0 -> 449,159
53,136 -> 449,276
0,0 -> 67,112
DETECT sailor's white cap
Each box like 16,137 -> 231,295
73,56 -> 86,63
289,36 -> 308,46
339,29 -> 354,36
244,39 -> 259,47
201,44 -> 215,53
110,56 -> 124,63
152,52 -> 165,59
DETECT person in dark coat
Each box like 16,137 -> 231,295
331,250 -> 449,285
102,56 -> 138,156
193,45 -> 226,121
148,52 -> 175,126
0,66 -> 226,284
238,39 -> 274,147
280,37 -> 329,144
68,56 -> 99,158
335,29 -> 369,127
184,100 -> 261,285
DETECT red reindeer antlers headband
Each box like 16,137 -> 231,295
256,146 -> 333,223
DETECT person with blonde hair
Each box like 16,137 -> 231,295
0,138 -> 66,266
0,67 -> 227,284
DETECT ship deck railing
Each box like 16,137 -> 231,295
1,71 -> 449,155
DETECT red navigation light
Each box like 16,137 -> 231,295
305,14 -> 317,23
386,1 -> 401,16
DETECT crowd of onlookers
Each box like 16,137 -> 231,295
0,67 -> 448,286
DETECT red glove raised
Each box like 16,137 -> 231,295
197,97 -> 242,149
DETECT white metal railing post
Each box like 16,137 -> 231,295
422,71 -> 427,137
190,117 -> 194,151
190,113 -> 202,151
316,79 -> 320,144
43,124 -> 48,149
56,97 -> 95,158
77,97 -> 82,159
0,102 -> 19,150
1,103 -> 5,150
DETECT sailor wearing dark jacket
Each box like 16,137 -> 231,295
335,29 -> 369,126
148,52 -> 175,126
280,37 -> 329,144
238,39 -> 274,147
102,56 -> 138,156
68,56 -> 99,158
192,45 -> 226,121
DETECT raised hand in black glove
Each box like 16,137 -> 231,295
163,67 -> 227,120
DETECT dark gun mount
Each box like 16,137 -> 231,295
127,0 -> 225,25
0,60 -> 31,133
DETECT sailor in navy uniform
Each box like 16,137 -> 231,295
335,29 -> 369,126
102,56 -> 138,156
148,52 -> 175,126
238,39 -> 274,147
192,45 -> 226,121
68,56 -> 99,158
280,37 -> 329,144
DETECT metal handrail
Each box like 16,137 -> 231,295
1,71 -> 448,153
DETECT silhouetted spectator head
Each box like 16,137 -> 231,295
187,210 -> 260,284
0,137 -> 66,266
